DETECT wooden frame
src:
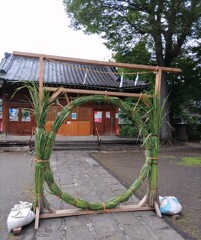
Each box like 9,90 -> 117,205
13,51 -> 181,100
12,51 -> 181,230
34,195 -> 158,229
14,51 -> 181,73
46,87 -> 152,103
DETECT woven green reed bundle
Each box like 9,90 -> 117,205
42,93 -> 155,211
15,82 -> 58,211
20,82 -> 163,211
139,96 -> 163,206
44,156 -> 151,211
119,95 -> 163,207
42,93 -> 152,211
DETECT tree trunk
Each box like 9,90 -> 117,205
160,72 -> 174,144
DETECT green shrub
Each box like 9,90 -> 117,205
120,125 -> 138,137
187,124 -> 201,141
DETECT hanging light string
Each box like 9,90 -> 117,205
45,57 -> 156,76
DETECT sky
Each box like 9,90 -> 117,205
0,0 -> 112,61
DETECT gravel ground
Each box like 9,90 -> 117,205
0,152 -> 34,239
91,142 -> 201,240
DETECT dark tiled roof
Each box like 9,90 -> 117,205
0,53 -> 148,91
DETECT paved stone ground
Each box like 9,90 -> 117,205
91,143 -> 201,240
0,151 -> 184,240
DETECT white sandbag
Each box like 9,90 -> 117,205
159,196 -> 182,215
7,201 -> 35,232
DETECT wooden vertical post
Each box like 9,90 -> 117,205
155,68 -> 162,97
39,55 -> 44,112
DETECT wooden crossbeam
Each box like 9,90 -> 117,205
45,86 -> 152,100
39,205 -> 154,220
13,51 -> 182,73
34,194 -> 161,230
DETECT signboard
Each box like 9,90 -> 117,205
94,111 -> 102,123
9,108 -> 19,121
106,112 -> 110,118
72,112 -> 77,120
21,109 -> 31,122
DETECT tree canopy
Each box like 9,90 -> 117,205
64,0 -> 201,67
64,0 -> 201,143
169,47 -> 201,124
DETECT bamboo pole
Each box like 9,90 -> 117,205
45,86 -> 152,101
13,51 -> 182,73
39,55 -> 44,112
155,68 -> 162,96
39,205 -> 154,219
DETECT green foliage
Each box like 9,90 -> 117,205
177,157 -> 201,167
64,0 -> 201,66
169,49 -> 201,124
187,123 -> 201,141
120,125 -> 138,137
113,41 -> 155,87
64,0 -> 201,142
114,41 -> 152,66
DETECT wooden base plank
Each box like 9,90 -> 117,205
12,227 -> 22,235
39,204 -> 154,219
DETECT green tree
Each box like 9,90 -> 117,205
64,0 -> 201,143
169,48 -> 201,125
114,41 -> 155,84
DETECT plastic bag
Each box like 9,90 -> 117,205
159,196 -> 182,215
7,201 -> 35,232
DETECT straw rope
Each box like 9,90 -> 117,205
34,157 -> 49,163
45,57 -> 155,76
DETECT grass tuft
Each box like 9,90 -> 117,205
177,156 -> 201,167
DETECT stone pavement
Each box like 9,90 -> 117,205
1,150 -> 184,240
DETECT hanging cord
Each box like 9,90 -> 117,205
119,72 -> 124,88
83,69 -> 88,85
45,57 -> 154,76
134,73 -> 139,86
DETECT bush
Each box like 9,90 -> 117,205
187,124 -> 201,141
120,125 -> 138,137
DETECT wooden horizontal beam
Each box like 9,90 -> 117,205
13,51 -> 181,73
44,86 -> 152,98
39,205 -> 154,219
12,227 -> 22,235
